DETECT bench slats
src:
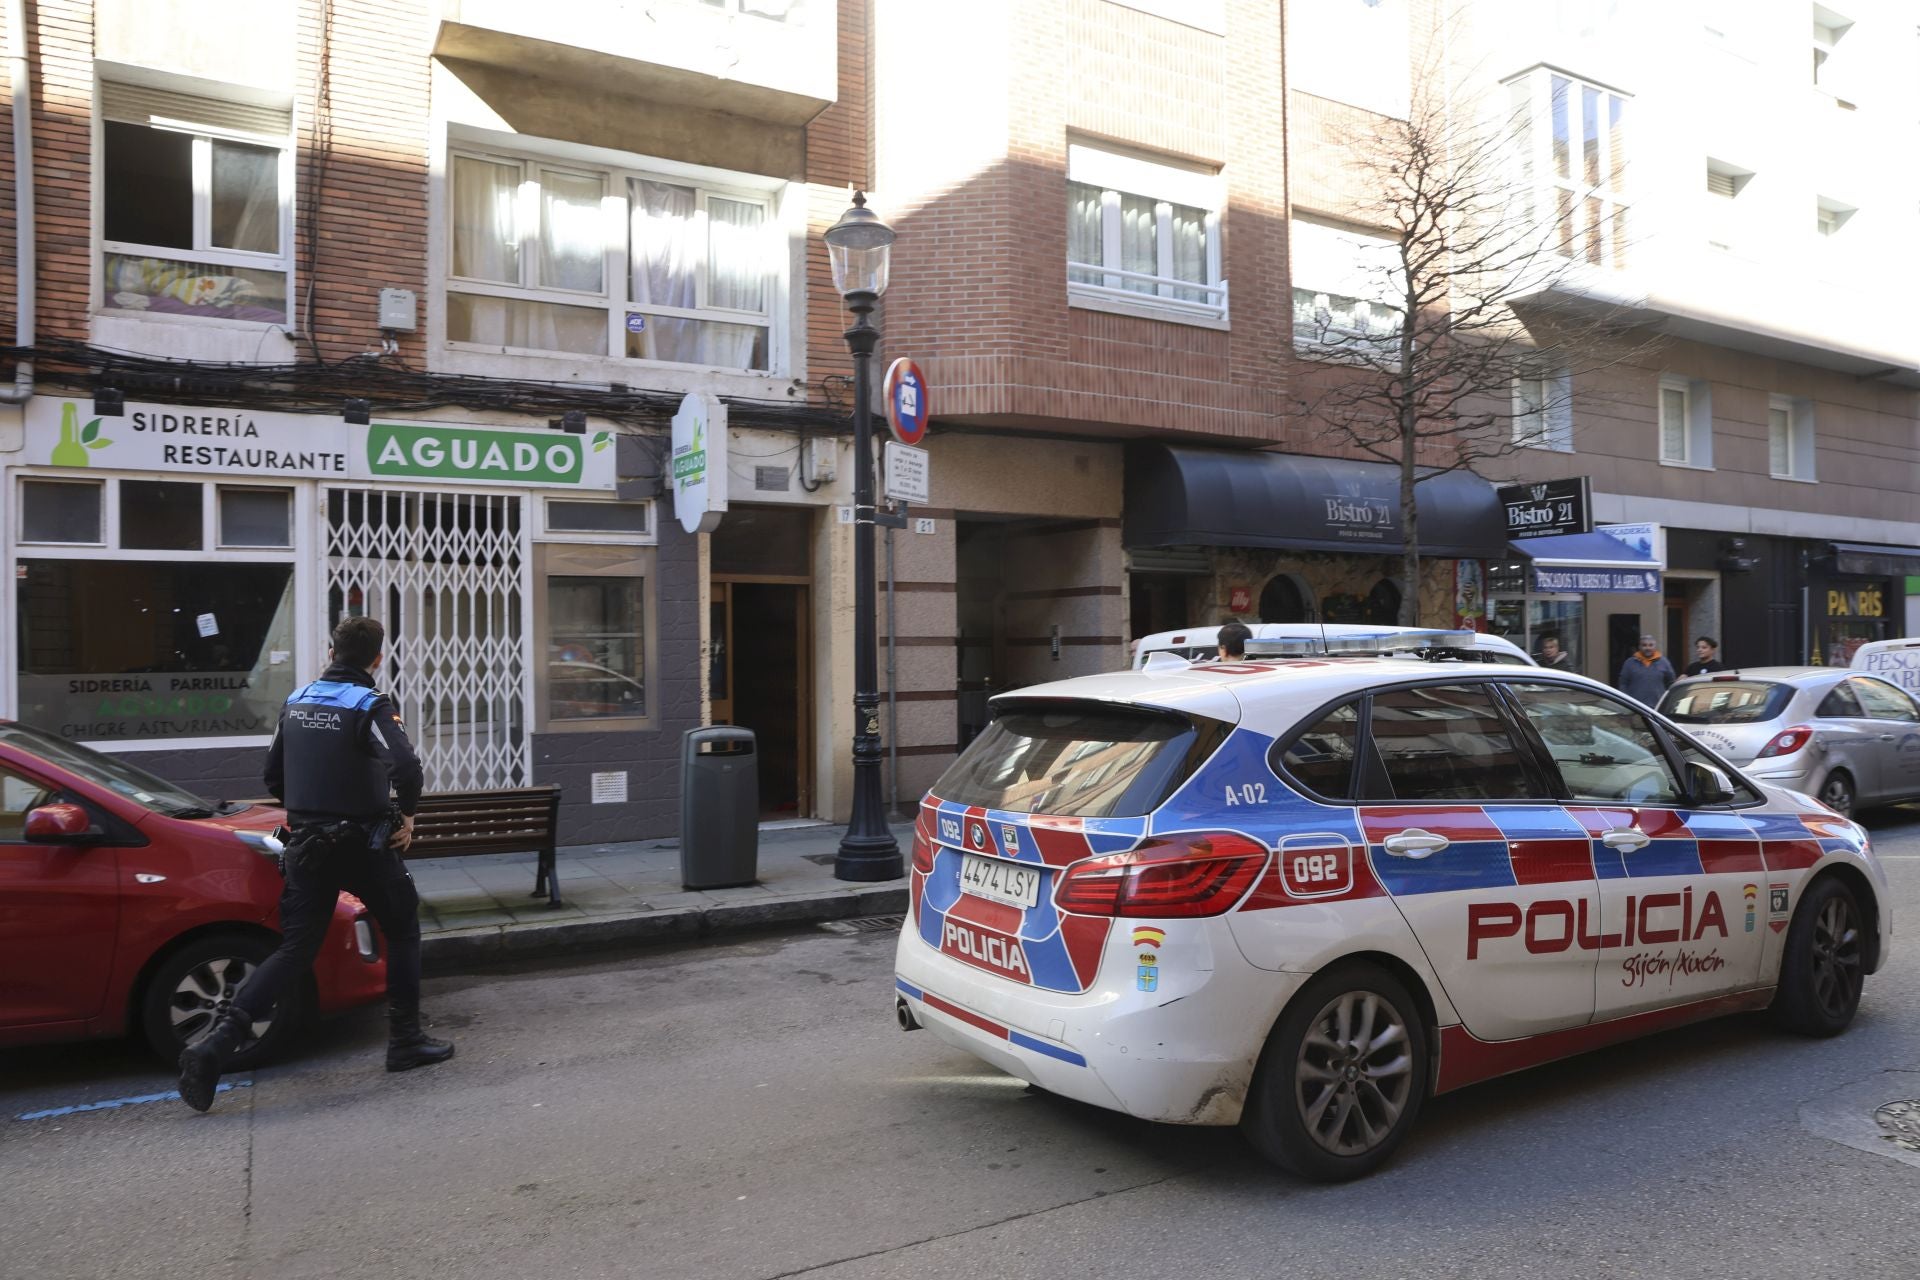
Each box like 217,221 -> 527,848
405,784 -> 563,907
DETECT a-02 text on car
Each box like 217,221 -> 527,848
892,659 -> 1890,1180
0,722 -> 388,1066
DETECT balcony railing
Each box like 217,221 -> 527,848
1067,262 -> 1228,322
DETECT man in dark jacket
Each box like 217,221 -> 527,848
178,616 -> 452,1112
1684,636 -> 1728,676
1616,634 -> 1678,706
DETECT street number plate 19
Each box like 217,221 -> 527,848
960,855 -> 1041,910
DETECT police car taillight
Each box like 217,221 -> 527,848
911,823 -> 935,874
1053,832 -> 1268,918
1757,725 -> 1814,758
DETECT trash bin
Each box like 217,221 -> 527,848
681,726 -> 758,889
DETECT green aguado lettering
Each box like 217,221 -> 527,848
367,423 -> 584,484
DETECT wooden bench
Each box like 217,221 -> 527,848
405,786 -> 564,907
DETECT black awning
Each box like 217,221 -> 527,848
1831,542 -> 1920,578
1124,444 -> 1508,559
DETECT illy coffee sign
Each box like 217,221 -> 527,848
1500,477 -> 1592,539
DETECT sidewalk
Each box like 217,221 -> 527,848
412,820 -> 915,973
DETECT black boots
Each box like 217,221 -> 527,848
386,1006 -> 455,1073
177,1006 -> 252,1112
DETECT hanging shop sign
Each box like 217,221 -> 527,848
672,391 -> 729,534
1499,477 -> 1592,539
883,358 -> 931,446
23,398 -> 618,489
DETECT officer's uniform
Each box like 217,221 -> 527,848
231,661 -> 427,1026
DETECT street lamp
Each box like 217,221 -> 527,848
825,192 -> 904,882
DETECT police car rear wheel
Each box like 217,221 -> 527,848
1772,876 -> 1866,1038
1242,963 -> 1428,1181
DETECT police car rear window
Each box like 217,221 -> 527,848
932,704 -> 1209,818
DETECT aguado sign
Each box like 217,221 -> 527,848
23,398 -> 617,490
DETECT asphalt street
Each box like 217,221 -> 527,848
7,812 -> 1920,1280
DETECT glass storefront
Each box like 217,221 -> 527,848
1487,560 -> 1587,672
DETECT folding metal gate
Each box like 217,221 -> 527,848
323,488 -> 530,791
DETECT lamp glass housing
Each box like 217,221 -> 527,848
823,197 -> 896,299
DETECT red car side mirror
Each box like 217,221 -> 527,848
24,803 -> 93,843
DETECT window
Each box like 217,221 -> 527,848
1276,702 -> 1360,800
1508,68 -> 1629,267
99,81 -> 292,323
935,705 -> 1208,817
548,577 -> 647,721
120,480 -> 203,551
448,149 -> 778,371
1513,369 -> 1573,450
1816,196 -> 1855,238
1768,394 -> 1815,481
545,499 -> 651,536
1816,681 -> 1863,718
1663,680 -> 1796,723
1290,216 -> 1403,347
1852,678 -> 1919,722
1285,0 -> 1409,117
20,479 -> 104,544
1658,376 -> 1712,468
1509,682 -> 1683,804
1363,684 -> 1545,802
1066,144 -> 1225,323
1812,5 -> 1852,88
219,488 -> 293,548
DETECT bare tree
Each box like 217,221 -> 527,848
1291,59 -> 1661,625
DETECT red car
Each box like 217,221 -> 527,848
0,721 -> 387,1067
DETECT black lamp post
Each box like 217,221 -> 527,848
825,192 -> 904,882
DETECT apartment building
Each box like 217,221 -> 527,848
0,0 -> 891,841
1286,0 -> 1920,680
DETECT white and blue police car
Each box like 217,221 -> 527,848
893,645 -> 1890,1180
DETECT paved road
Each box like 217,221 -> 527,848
8,812 -> 1920,1280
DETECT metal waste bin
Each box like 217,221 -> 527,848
681,726 -> 758,889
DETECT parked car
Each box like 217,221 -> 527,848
1853,637 -> 1920,701
1658,668 -> 1920,818
895,656 -> 1889,1180
1132,623 -> 1535,669
0,721 -> 387,1066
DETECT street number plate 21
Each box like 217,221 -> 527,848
960,854 -> 1041,910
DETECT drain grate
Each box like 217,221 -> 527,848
1876,1100 -> 1920,1153
819,914 -> 906,936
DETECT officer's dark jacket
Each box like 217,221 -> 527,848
264,661 -> 423,823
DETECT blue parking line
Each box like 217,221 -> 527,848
14,1079 -> 251,1122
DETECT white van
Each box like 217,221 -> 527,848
1851,637 -> 1920,699
1131,623 -> 1536,669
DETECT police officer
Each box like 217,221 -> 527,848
178,616 -> 453,1112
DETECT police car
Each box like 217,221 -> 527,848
893,648 -> 1890,1180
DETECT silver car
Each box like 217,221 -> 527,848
1658,666 -> 1920,817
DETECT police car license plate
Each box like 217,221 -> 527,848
960,854 -> 1041,910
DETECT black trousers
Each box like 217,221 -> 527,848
233,822 -> 423,1023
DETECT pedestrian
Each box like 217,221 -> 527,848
1616,634 -> 1677,706
177,616 -> 452,1112
1536,632 -> 1575,670
1215,620 -> 1253,661
1684,636 -> 1728,676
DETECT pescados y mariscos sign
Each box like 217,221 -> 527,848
23,398 -> 617,490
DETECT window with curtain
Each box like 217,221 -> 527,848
1289,215 -> 1404,347
1065,144 -> 1224,321
99,83 -> 292,324
447,150 -> 777,371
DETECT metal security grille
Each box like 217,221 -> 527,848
324,488 -> 529,791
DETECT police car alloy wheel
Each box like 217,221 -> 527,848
1772,877 -> 1866,1038
1241,963 -> 1428,1181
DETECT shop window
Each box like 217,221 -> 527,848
547,576 -> 647,721
1506,67 -> 1630,267
1363,684 -> 1546,802
1068,143 -> 1225,323
15,560 -> 297,742
120,480 -> 204,551
99,81 -> 292,324
20,479 -> 104,544
545,499 -> 651,536
219,488 -> 293,548
446,148 -> 778,372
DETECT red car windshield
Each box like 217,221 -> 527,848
0,723 -> 215,817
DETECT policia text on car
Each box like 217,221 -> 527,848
177,616 -> 453,1112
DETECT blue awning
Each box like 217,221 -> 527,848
1511,531 -> 1661,594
